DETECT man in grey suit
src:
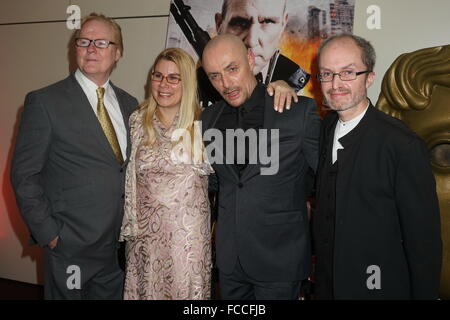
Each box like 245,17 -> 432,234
11,13 -> 138,299
201,35 -> 321,299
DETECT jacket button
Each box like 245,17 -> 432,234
121,194 -> 125,199
238,182 -> 243,188
120,168 -> 124,173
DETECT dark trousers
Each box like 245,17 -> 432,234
44,247 -> 124,300
219,258 -> 302,300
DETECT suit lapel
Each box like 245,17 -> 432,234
65,74 -> 120,164
206,102 -> 226,130
240,92 -> 275,182
207,102 -> 240,181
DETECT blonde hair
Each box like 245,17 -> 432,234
76,13 -> 124,55
140,48 -> 203,161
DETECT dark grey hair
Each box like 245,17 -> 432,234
318,34 -> 376,71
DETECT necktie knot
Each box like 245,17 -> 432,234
96,87 -> 105,100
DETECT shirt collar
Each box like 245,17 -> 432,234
337,101 -> 370,128
239,82 -> 265,113
75,69 -> 111,92
337,101 -> 372,147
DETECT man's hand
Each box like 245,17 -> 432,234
266,80 -> 298,113
48,236 -> 59,250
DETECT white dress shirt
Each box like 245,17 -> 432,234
75,69 -> 127,160
332,103 -> 369,164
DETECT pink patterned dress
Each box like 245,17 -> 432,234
120,110 -> 213,300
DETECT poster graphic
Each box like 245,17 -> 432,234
166,0 -> 355,111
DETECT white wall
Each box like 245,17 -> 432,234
352,0 -> 450,102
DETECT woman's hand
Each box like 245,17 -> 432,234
266,80 -> 298,113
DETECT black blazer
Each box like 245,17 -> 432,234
314,104 -> 442,299
201,92 -> 321,281
11,74 -> 138,260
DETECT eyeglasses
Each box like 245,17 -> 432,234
75,38 -> 116,49
151,72 -> 181,84
317,70 -> 371,82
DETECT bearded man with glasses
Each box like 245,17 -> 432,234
11,13 -> 138,299
312,34 -> 442,300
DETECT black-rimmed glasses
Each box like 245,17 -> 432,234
75,38 -> 116,49
317,70 -> 371,82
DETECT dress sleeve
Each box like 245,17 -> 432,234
119,110 -> 143,241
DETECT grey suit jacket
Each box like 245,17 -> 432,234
11,74 -> 138,260
201,91 -> 321,281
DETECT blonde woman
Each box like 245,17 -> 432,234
120,48 -> 213,299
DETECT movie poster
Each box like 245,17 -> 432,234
166,0 -> 355,112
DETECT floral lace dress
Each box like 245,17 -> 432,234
120,110 -> 213,300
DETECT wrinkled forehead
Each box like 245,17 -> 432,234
225,0 -> 286,19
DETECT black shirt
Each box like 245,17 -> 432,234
215,83 -> 266,175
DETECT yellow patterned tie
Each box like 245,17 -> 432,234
96,87 -> 124,164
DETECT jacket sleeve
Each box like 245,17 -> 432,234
11,92 -> 59,247
395,136 -> 442,299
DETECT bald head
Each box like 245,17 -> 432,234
203,34 -> 248,63
202,34 -> 257,107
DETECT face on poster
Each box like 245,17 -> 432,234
166,0 -> 355,102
